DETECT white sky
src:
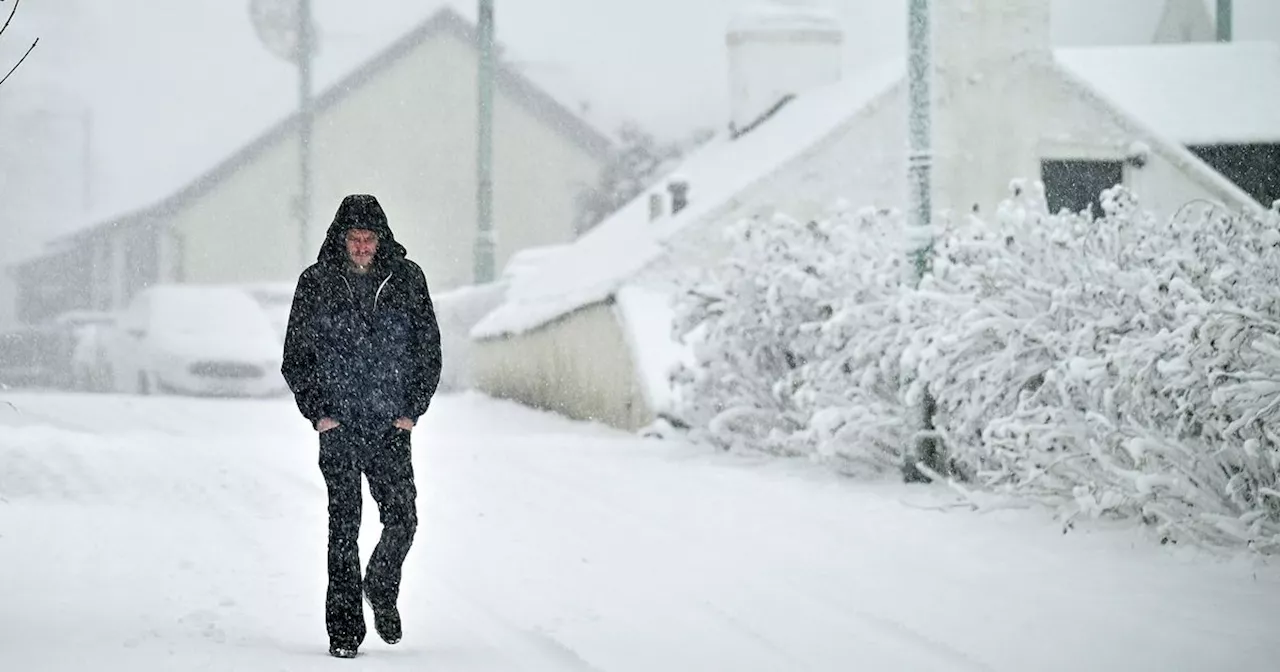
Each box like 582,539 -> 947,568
6,0 -> 1280,141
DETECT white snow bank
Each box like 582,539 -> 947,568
471,59 -> 902,340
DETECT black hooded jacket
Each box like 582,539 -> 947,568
282,195 -> 442,429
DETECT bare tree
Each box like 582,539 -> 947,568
0,0 -> 38,88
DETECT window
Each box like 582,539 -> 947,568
1191,144 -> 1280,209
1041,159 -> 1124,217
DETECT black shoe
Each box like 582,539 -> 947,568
329,642 -> 359,659
364,587 -> 402,645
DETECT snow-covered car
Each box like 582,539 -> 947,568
62,311 -> 118,392
105,285 -> 288,397
238,282 -> 296,343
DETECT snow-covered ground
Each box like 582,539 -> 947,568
1,392 -> 1277,671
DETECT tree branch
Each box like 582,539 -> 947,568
0,0 -> 37,88
0,0 -> 24,42
0,36 -> 36,88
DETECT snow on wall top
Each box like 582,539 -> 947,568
470,59 -> 903,340
1057,41 -> 1280,146
727,1 -> 842,36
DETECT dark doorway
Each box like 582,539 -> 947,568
1191,144 -> 1280,209
1041,159 -> 1124,217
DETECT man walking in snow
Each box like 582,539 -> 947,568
282,194 -> 442,659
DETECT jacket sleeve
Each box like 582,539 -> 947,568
405,263 -> 443,421
281,269 -> 330,426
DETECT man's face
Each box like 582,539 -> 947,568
346,229 -> 379,268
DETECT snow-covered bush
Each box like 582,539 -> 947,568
922,186 -> 1280,550
671,184 -> 1280,552
671,202 -> 920,475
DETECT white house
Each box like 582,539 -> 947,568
4,7 -> 612,325
468,0 -> 1280,431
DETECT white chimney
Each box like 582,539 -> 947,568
932,0 -> 1054,215
934,0 -> 1051,74
726,0 -> 843,138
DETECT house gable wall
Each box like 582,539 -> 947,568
169,32 -> 603,290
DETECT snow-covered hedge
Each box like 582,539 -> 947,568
672,184 -> 1280,552
671,201 -> 919,474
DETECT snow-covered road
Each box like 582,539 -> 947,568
1,392 -> 1277,671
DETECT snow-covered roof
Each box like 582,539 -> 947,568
32,2 -> 613,248
473,37 -> 1280,339
1057,41 -> 1280,145
470,59 -> 903,340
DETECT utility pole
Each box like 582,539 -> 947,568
474,0 -> 497,284
249,0 -> 316,267
907,0 -> 932,283
297,0 -> 315,267
904,0 -> 942,482
1216,0 -> 1232,42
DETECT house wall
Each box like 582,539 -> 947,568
664,57 -> 1252,277
470,300 -> 650,430
928,54 -> 1256,218
169,32 -> 602,291
169,134 -> 302,285
658,84 -> 907,277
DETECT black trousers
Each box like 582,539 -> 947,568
319,424 -> 418,646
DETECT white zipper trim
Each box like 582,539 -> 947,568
373,273 -> 393,311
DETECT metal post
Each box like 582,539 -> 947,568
907,0 -> 932,283
475,0 -> 496,284
905,0 -> 942,481
297,0 -> 315,267
81,109 -> 92,210
1216,0 -> 1232,42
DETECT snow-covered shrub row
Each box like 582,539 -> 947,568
671,185 -> 1280,552
671,201 -> 920,475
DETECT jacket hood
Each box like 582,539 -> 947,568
317,194 -> 408,265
